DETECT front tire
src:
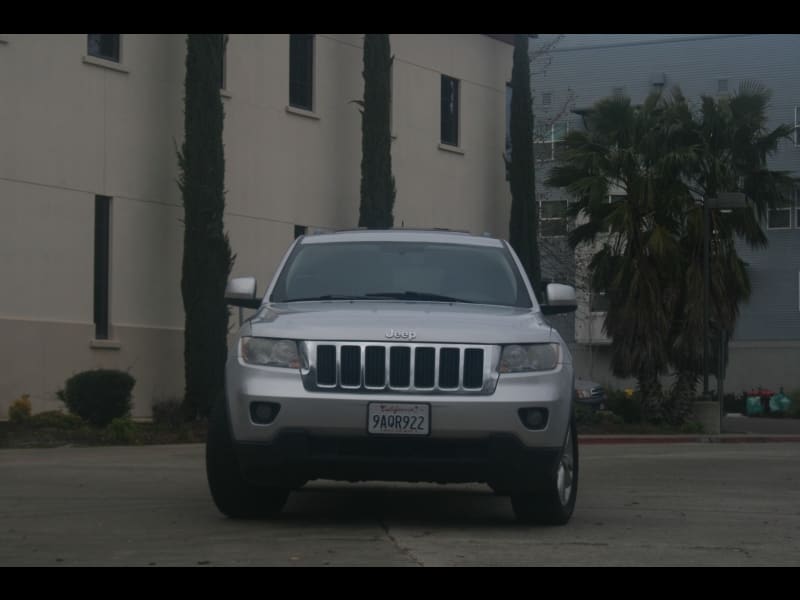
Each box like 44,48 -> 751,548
511,412 -> 578,525
206,397 -> 289,518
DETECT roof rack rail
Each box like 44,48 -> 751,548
319,227 -> 475,235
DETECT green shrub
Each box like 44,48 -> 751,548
58,369 -> 135,427
151,398 -> 186,429
574,404 -> 600,425
680,421 -> 704,434
28,411 -> 85,429
599,411 -> 624,426
606,388 -> 643,423
8,394 -> 32,423
104,417 -> 137,444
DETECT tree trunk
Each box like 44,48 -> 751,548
638,372 -> 665,424
668,370 -> 698,425
508,34 -> 541,293
358,34 -> 396,229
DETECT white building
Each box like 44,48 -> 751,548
0,34 -> 516,418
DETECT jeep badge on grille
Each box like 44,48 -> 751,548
386,329 -> 417,340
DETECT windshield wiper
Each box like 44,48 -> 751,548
365,291 -> 474,303
286,294 -> 370,302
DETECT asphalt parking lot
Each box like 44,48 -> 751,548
1,442 -> 799,566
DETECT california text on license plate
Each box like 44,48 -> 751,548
367,402 -> 430,435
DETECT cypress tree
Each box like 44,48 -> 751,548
508,34 -> 542,292
177,34 -> 233,419
358,34 -> 396,229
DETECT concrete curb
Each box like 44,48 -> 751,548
580,434 -> 800,445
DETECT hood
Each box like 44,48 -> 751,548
245,301 -> 557,345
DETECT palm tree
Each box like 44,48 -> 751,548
548,84 -> 793,423
547,91 -> 687,419
666,83 -> 794,415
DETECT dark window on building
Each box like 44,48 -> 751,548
590,290 -> 610,312
219,34 -> 227,90
796,186 -> 800,228
440,75 -> 460,146
294,224 -> 307,239
534,120 -> 570,162
289,34 -> 314,110
539,198 -> 568,237
87,34 -> 120,62
768,192 -> 793,229
389,61 -> 394,135
794,106 -> 799,147
504,83 -> 512,179
542,92 -> 552,106
94,196 -> 111,340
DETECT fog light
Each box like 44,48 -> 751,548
250,401 -> 280,424
519,407 -> 549,430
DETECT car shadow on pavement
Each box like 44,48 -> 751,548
276,483 -> 519,527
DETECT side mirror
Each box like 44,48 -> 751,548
540,283 -> 577,315
225,277 -> 261,309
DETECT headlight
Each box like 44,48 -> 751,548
499,343 -> 559,373
240,337 -> 300,368
576,388 -> 591,399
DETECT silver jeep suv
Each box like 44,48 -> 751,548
207,229 -> 579,524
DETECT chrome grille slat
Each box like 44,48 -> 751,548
340,345 -> 361,388
389,346 -> 410,388
304,342 -> 499,395
364,346 -> 386,388
463,348 -> 484,389
414,347 -> 435,389
439,347 -> 459,389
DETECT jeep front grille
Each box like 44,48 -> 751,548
301,342 -> 500,395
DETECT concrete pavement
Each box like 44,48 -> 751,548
2,442 -> 799,566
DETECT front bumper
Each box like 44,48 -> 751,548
226,352 -> 574,449
234,431 -> 562,491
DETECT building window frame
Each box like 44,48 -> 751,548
389,60 -> 396,139
590,289 -> 610,313
504,82 -> 512,153
289,34 -> 315,112
87,34 -> 120,63
767,191 -> 793,230
539,196 -> 569,238
534,119 -> 570,162
440,74 -> 460,148
796,186 -> 800,229
94,195 -> 112,341
219,34 -> 229,94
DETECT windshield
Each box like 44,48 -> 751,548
269,241 -> 533,308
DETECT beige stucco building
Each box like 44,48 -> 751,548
0,34 -> 516,418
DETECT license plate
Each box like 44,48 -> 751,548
367,403 -> 430,436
